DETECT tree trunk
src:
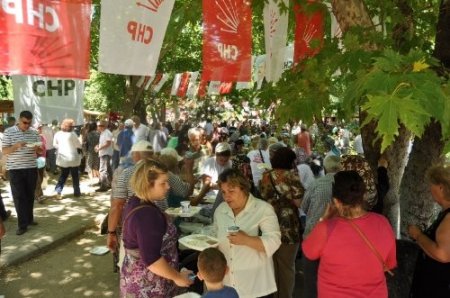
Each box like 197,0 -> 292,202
123,76 -> 147,118
134,98 -> 148,124
332,1 -> 411,235
331,0 -> 373,33
382,125 -> 411,236
361,112 -> 411,234
399,0 -> 450,236
399,121 -> 444,236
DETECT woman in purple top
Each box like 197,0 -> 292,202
119,159 -> 193,297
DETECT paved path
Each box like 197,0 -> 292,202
0,173 -> 110,269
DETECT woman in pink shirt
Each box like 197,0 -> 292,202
302,170 -> 396,298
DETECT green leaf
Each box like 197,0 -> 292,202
362,93 -> 431,151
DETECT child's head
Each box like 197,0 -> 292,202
197,247 -> 228,283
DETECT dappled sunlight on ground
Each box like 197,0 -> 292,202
0,230 -> 119,297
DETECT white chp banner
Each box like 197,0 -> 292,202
12,76 -> 84,125
264,0 -> 289,83
99,0 -> 176,76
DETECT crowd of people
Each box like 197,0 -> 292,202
0,111 -> 449,298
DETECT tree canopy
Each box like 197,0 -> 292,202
1,0 -> 449,152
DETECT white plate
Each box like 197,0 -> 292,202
178,234 -> 219,251
26,142 -> 42,147
165,206 -> 201,218
90,246 -> 110,255
203,196 -> 216,204
257,163 -> 272,170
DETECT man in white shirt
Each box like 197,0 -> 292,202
204,118 -> 213,138
131,115 -> 150,142
247,138 -> 271,189
191,142 -> 232,206
41,124 -> 56,174
95,120 -> 113,192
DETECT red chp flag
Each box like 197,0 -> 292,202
202,0 -> 252,82
294,1 -> 325,65
0,0 -> 92,79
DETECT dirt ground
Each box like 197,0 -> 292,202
0,229 -> 119,298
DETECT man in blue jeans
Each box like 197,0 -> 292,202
2,111 -> 43,235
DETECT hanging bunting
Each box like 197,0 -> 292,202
235,81 -> 253,90
176,72 -> 191,97
219,82 -> 233,94
186,72 -> 200,99
208,81 -> 221,95
293,1 -> 325,65
0,0 -> 92,79
197,79 -> 208,98
152,73 -> 169,93
263,0 -> 289,82
99,0 -> 175,76
202,0 -> 252,82
170,73 -> 182,96
136,75 -> 155,90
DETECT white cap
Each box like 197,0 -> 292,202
124,119 -> 134,127
160,147 -> 183,161
215,142 -> 231,153
131,140 -> 153,152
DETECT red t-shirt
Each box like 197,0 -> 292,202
302,213 -> 396,298
297,131 -> 312,156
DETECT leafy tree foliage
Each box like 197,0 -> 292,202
0,76 -> 12,99
259,0 -> 450,153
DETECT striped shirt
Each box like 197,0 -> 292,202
112,163 -> 189,211
112,165 -> 136,200
301,173 -> 335,237
3,125 -> 40,170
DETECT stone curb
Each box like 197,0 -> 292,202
0,219 -> 96,269
0,175 -> 111,270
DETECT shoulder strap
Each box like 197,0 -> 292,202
345,218 -> 394,276
268,170 -> 281,196
259,149 -> 265,163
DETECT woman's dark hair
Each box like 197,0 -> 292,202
332,170 -> 366,207
87,121 -> 97,132
270,147 -> 296,170
218,168 -> 251,195
234,139 -> 244,150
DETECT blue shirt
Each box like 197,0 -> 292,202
202,286 -> 239,298
117,128 -> 135,157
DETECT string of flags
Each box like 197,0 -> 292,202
1,0 -> 339,99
